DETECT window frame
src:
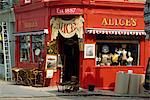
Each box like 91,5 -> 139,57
95,40 -> 140,66
19,34 -> 45,63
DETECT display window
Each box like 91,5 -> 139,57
20,35 -> 30,62
96,40 -> 139,66
32,35 -> 44,62
19,34 -> 45,62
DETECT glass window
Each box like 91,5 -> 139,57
96,41 -> 139,66
20,36 -> 30,62
19,34 -> 45,63
32,35 -> 44,63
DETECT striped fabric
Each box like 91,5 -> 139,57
86,28 -> 146,36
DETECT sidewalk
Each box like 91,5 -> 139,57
0,80 -> 150,98
47,87 -> 150,98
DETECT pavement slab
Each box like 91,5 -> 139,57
0,80 -> 150,98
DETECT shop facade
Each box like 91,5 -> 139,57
14,0 -> 148,89
82,3 -> 147,89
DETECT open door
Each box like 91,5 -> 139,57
57,33 -> 79,82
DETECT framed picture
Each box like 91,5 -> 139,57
46,69 -> 54,78
84,44 -> 95,58
45,54 -> 57,69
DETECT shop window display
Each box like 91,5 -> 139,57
32,35 -> 44,62
96,42 -> 138,66
19,35 -> 44,62
20,36 -> 30,62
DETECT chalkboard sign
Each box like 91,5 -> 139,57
144,57 -> 150,90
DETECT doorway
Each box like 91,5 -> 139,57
57,33 -> 80,82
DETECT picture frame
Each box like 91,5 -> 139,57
45,54 -> 57,69
84,44 -> 95,58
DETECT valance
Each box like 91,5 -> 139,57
50,16 -> 84,40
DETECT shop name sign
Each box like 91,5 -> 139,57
101,18 -> 137,27
56,8 -> 77,14
23,21 -> 38,29
59,22 -> 77,34
50,16 -> 84,39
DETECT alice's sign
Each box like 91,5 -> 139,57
101,18 -> 137,27
50,16 -> 84,40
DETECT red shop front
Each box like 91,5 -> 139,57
14,0 -> 149,90
13,1 -> 61,86
81,2 -> 147,90
14,0 -> 85,87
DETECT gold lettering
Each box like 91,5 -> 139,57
131,18 -> 137,27
101,18 -> 137,27
24,21 -> 38,28
101,18 -> 108,26
119,19 -> 125,26
114,19 -> 118,26
108,18 -> 114,26
125,19 -> 131,27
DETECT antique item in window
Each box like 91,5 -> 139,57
96,42 -> 138,66
20,36 -> 30,62
35,48 -> 41,56
101,45 -> 112,66
126,52 -> 133,66
112,48 -> 119,66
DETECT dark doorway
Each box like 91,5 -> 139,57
57,32 -> 80,82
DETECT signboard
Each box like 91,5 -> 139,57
18,17 -> 46,32
45,54 -> 57,69
46,69 -> 54,78
51,7 -> 83,15
87,14 -> 144,30
101,18 -> 137,27
50,16 -> 84,40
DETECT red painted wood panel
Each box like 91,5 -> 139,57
86,12 -> 144,30
94,66 -> 145,90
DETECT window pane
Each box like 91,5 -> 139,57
32,35 -> 44,63
96,42 -> 138,66
20,36 -> 30,62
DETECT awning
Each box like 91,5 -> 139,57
86,28 -> 146,36
13,29 -> 48,36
